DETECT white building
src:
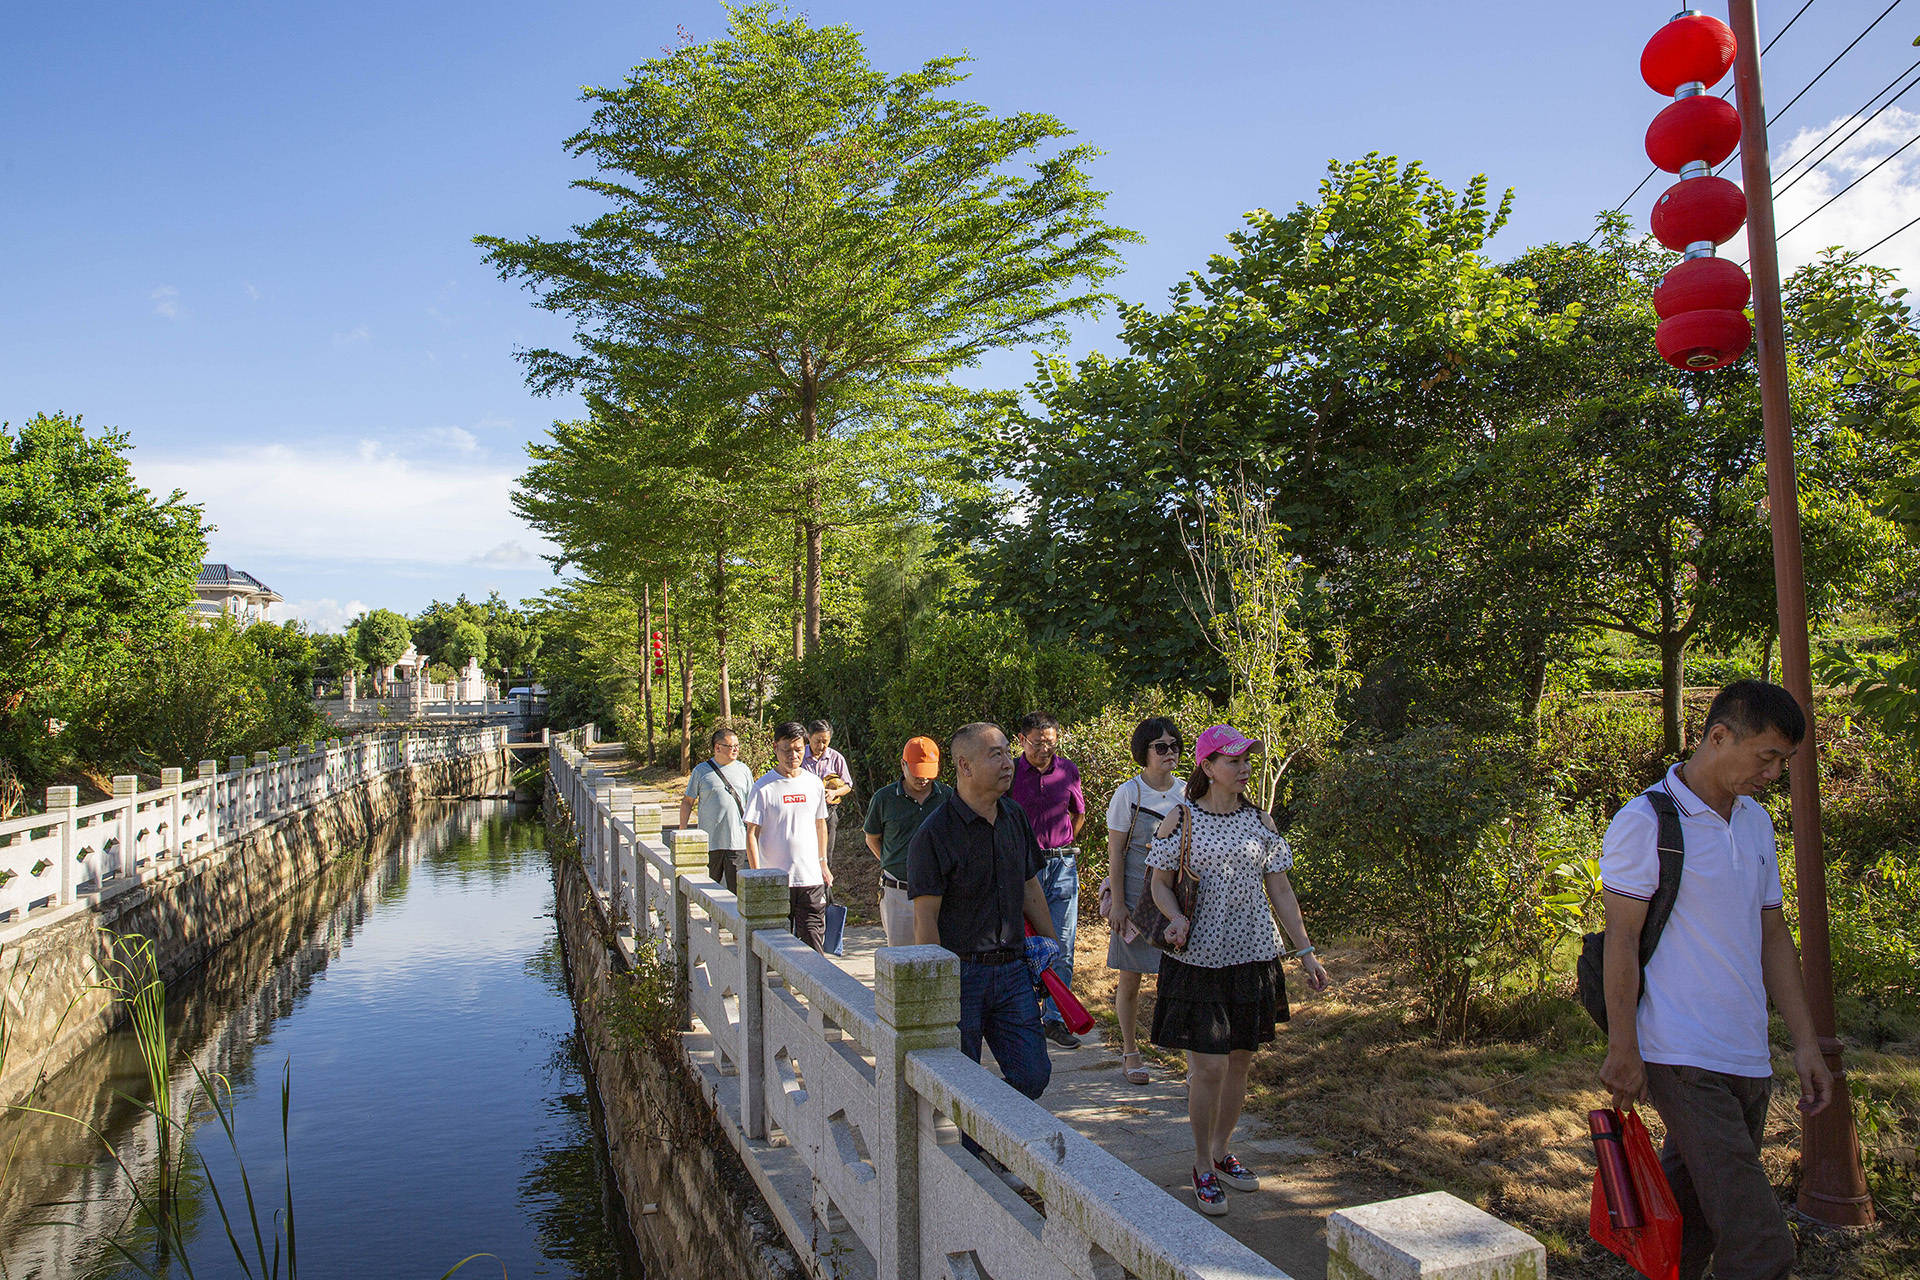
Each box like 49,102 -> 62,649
191,564 -> 282,626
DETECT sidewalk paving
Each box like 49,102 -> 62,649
583,744 -> 1403,1280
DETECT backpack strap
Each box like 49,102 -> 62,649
1639,791 -> 1686,967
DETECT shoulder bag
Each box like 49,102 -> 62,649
1576,790 -> 1684,1031
1128,803 -> 1200,954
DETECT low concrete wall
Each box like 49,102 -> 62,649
550,820 -> 805,1280
0,748 -> 506,1109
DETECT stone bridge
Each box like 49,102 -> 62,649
550,727 -> 1550,1280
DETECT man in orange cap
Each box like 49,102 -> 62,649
863,736 -> 953,945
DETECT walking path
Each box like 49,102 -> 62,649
581,745 -> 1403,1280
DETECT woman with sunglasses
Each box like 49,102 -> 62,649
1146,724 -> 1330,1217
1099,716 -> 1187,1085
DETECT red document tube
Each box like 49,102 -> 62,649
1589,1109 -> 1645,1230
1039,968 -> 1095,1036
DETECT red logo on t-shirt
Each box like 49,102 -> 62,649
781,793 -> 808,805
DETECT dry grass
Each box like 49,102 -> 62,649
1069,922 -> 1920,1278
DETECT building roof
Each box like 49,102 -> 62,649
195,563 -> 283,601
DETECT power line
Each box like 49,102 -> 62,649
1741,127 -> 1920,265
1769,57 -> 1920,186
1846,207 -> 1920,262
1775,65 -> 1920,198
1765,0 -> 1905,133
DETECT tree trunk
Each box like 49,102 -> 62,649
641,581 -> 656,765
791,523 -> 805,662
1660,632 -> 1687,759
677,622 -> 693,775
1761,621 -> 1777,684
1522,648 -> 1550,744
799,370 -> 823,655
661,578 -> 672,746
714,546 -> 732,722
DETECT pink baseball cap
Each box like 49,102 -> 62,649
1194,724 -> 1263,761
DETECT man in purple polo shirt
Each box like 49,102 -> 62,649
1009,710 -> 1087,1048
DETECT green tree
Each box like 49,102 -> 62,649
477,3 -> 1136,654
444,620 -> 488,671
240,620 -> 318,692
312,631 -> 356,686
1,412 -> 208,783
352,609 -> 412,690
958,156 -> 1567,691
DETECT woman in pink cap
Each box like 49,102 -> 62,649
1143,723 -> 1330,1217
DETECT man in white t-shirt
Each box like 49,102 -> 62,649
744,720 -> 832,952
1598,681 -> 1833,1280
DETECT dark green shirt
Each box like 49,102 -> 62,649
864,779 -> 954,879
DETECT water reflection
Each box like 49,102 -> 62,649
0,802 -> 643,1280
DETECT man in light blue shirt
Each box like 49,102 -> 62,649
680,727 -> 755,891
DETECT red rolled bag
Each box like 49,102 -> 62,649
1588,1107 -> 1682,1280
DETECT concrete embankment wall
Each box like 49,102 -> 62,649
549,811 -> 804,1280
0,749 -> 506,1109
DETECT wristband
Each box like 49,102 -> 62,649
1294,945 -> 1316,957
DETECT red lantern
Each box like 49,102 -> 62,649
1654,256 -> 1751,318
1651,175 -> 1747,250
1641,13 -> 1737,95
1645,95 -> 1742,172
1656,308 -> 1752,370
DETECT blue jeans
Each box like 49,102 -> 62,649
957,959 -> 1050,1156
1035,852 -> 1078,1025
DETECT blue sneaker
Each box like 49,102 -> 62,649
1192,1167 -> 1228,1216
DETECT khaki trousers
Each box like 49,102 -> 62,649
879,884 -> 915,947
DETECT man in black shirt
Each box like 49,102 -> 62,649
908,722 -> 1058,1141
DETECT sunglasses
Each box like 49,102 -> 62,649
1149,741 -> 1180,755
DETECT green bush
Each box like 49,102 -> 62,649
1294,724 -> 1539,1040
80,618 -> 332,773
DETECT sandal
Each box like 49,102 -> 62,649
1121,1051 -> 1150,1085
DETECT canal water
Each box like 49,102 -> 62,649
0,801 -> 644,1280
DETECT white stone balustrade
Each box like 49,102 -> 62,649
551,736 -> 1336,1280
0,726 -> 508,925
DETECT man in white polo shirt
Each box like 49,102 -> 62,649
1599,681 -> 1833,1280
744,720 -> 832,952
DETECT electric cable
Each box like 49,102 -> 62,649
1764,0 -> 1905,134
1767,57 -> 1920,187
1774,64 -> 1920,198
1738,126 -> 1920,265
1845,207 -> 1920,261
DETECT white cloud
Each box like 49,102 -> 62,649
1773,106 -> 1920,283
470,540 -> 538,568
332,324 -> 371,347
151,285 -> 182,320
136,437 -> 555,571
418,425 -> 481,455
278,597 -> 370,633
244,281 -> 262,301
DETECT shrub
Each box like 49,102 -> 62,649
1294,724 -> 1537,1040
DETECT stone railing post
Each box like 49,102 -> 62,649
161,768 -> 183,859
607,788 -> 634,919
633,803 -> 666,939
198,760 -> 219,849
734,866 -> 789,1140
873,947 -> 961,1280
45,786 -> 78,907
1328,1192 -> 1546,1280
229,756 -> 249,832
112,776 -> 138,878
664,823 -> 705,1031
251,752 -> 271,826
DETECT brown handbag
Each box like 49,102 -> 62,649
1129,804 -> 1199,954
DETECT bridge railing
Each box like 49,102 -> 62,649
550,735 -> 1296,1280
0,726 -> 507,926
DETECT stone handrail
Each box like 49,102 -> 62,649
551,733 -> 1300,1280
0,726 -> 508,926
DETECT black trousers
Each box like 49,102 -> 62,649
789,885 -> 827,953
708,847 -> 742,894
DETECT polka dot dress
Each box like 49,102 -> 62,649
1145,800 -> 1293,969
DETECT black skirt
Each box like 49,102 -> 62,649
1149,953 -> 1288,1055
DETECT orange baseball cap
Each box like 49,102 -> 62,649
902,737 -> 941,778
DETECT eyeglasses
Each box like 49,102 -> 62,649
1149,741 -> 1179,755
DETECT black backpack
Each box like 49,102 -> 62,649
1576,790 -> 1685,1032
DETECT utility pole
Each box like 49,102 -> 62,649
1726,0 -> 1874,1228
641,580 -> 656,765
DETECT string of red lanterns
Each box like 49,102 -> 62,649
1642,10 -> 1755,371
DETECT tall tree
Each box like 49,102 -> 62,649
352,609 -> 412,690
476,2 -> 1136,653
1,412 -> 207,781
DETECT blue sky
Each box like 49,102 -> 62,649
6,1 -> 1917,630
